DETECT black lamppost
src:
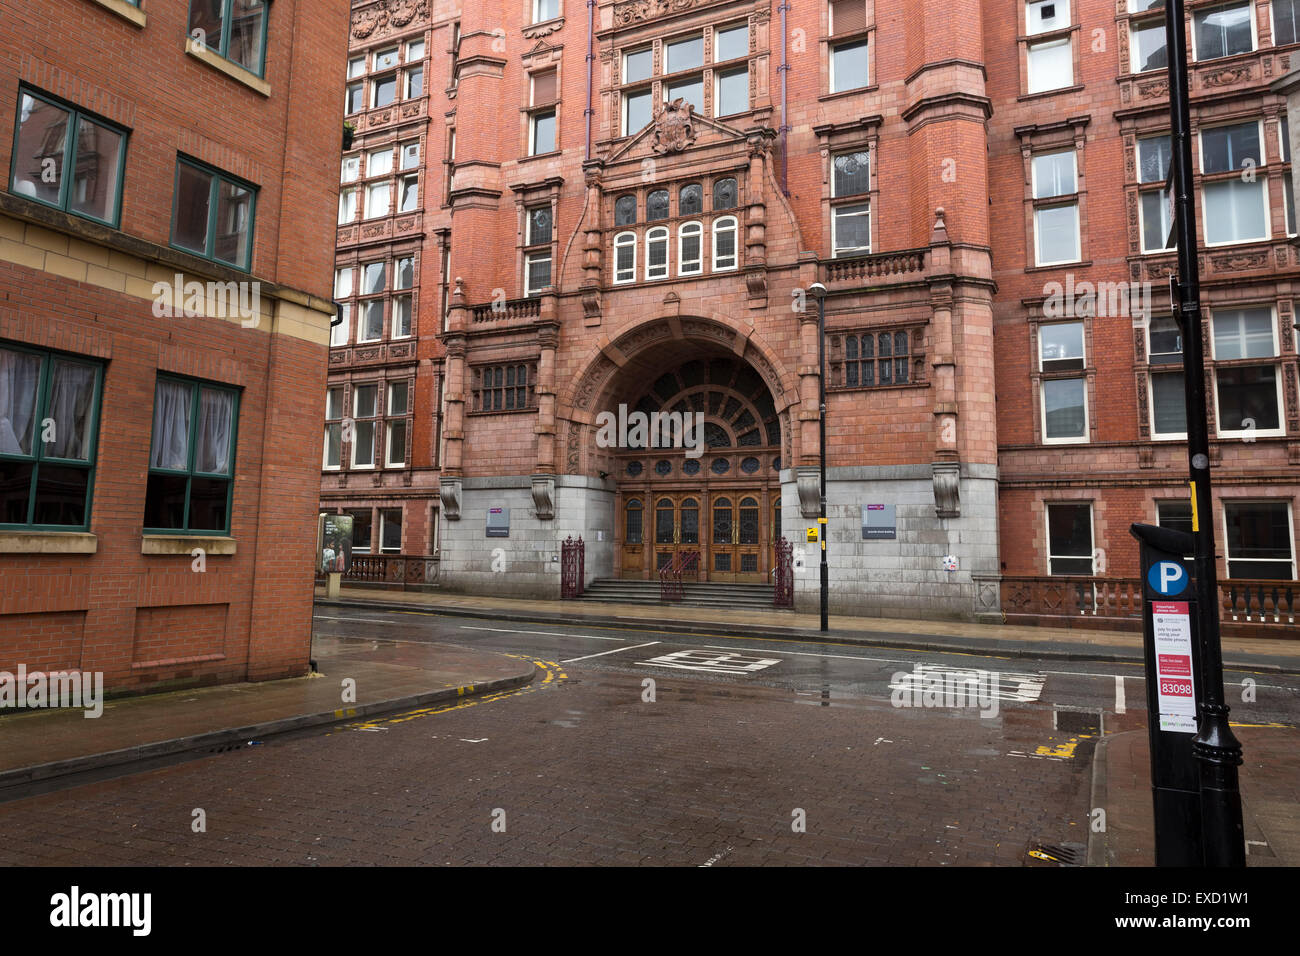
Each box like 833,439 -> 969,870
810,281 -> 829,631
1163,0 -> 1245,866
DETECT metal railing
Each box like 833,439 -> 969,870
659,550 -> 700,602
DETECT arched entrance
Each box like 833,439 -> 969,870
610,355 -> 783,583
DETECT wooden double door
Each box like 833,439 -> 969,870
620,491 -> 778,584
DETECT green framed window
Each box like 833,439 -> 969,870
0,343 -> 104,531
189,0 -> 269,77
170,156 -> 257,271
144,376 -> 240,535
9,86 -> 128,227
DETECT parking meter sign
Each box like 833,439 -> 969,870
1151,601 -> 1198,734
1148,560 -> 1189,597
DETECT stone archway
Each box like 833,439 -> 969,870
562,316 -> 797,583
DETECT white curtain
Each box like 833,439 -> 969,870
150,380 -> 191,469
46,360 -> 95,460
0,349 -> 40,456
195,388 -> 234,475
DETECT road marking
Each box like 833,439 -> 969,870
460,625 -> 623,642
698,644 -> 914,666
636,649 -> 782,675
889,664 -> 1046,702
1114,675 -> 1126,714
562,641 -> 661,663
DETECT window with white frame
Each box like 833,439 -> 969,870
339,187 -> 357,225
1130,14 -> 1168,73
1211,306 -> 1283,437
678,221 -> 703,275
1193,1 -> 1255,61
332,267 -> 353,348
341,155 -> 360,184
399,173 -> 419,213
1032,150 -> 1080,264
1147,314 -> 1187,438
1046,502 -> 1095,574
368,147 -> 392,178
829,0 -> 870,93
393,256 -> 413,338
1201,121 -> 1268,245
1026,0 -> 1070,33
529,68 -> 559,156
712,216 -> 738,270
716,66 -> 749,116
365,181 -> 390,219
371,72 -> 397,109
358,262 -> 385,343
1277,0 -> 1300,45
524,206 -> 553,296
646,226 -> 670,280
716,22 -> 748,61
1039,321 -> 1088,442
323,386 -> 344,469
379,508 -> 402,553
385,382 -> 408,467
351,384 -> 378,468
614,231 -> 637,283
1157,499 -> 1195,537
831,150 -> 871,257
622,47 -> 653,135
534,0 -> 560,23
400,140 -> 420,170
1138,134 -> 1174,252
1224,500 -> 1296,579
1027,36 -> 1072,94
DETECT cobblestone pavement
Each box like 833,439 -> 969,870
0,658 -> 1098,866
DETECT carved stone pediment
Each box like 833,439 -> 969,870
351,0 -> 428,40
613,0 -> 705,26
604,102 -> 757,171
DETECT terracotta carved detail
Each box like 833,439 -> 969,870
1201,65 -> 1251,88
651,98 -> 697,154
351,0 -> 428,39
613,0 -> 700,27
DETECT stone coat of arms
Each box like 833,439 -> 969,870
652,98 -> 697,154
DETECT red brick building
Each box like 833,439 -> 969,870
324,0 -> 1299,624
0,0 -> 350,694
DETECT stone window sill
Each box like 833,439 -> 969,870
88,0 -> 145,28
185,38 -> 271,98
141,535 -> 237,556
0,531 -> 98,554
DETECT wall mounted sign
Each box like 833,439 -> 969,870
862,504 -> 896,540
486,507 -> 510,538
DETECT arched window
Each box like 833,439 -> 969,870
713,177 -> 737,211
739,496 -> 760,545
679,183 -> 703,216
613,231 -> 637,284
712,216 -> 738,271
646,226 -> 669,280
625,498 -> 643,544
615,194 -> 638,226
655,497 -> 675,544
712,497 -> 733,544
680,498 -> 699,544
647,189 -> 669,221
678,221 -> 703,275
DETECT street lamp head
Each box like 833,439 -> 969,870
808,282 -> 827,299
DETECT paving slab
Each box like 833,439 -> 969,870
1088,726 -> 1299,867
0,634 -> 535,794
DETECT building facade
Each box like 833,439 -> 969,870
0,0 -> 349,693
324,0 -> 1299,622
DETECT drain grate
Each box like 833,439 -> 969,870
1054,708 -> 1100,735
1027,841 -> 1086,866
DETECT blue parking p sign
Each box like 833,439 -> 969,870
1147,560 -> 1189,597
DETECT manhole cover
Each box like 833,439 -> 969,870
1027,841 -> 1086,866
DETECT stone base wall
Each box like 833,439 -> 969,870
781,464 -> 1001,620
437,475 -> 616,598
